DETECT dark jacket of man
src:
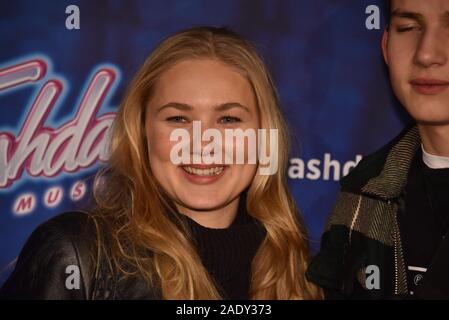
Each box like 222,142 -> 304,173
307,126 -> 449,299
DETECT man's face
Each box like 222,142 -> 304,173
382,0 -> 449,125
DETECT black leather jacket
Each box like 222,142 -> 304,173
0,212 -> 160,299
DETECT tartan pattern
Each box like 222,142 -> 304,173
325,126 -> 421,296
362,126 -> 420,199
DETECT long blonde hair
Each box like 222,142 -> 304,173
93,26 -> 322,299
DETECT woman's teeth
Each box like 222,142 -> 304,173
182,166 -> 224,176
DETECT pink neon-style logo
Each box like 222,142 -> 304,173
0,58 -> 118,188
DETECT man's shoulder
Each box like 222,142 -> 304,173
340,124 -> 419,192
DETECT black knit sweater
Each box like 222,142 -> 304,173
185,196 -> 266,299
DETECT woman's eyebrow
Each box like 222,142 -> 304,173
156,102 -> 192,113
156,102 -> 251,114
214,102 -> 251,113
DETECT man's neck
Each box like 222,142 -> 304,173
418,124 -> 449,157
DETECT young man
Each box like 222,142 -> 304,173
307,0 -> 449,299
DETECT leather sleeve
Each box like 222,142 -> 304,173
0,212 -> 98,300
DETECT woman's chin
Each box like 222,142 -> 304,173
176,194 -> 231,212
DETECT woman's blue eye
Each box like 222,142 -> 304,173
220,116 -> 241,123
166,116 -> 188,123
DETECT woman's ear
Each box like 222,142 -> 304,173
381,28 -> 390,66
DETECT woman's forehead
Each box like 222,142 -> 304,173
149,59 -> 257,112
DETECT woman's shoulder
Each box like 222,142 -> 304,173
1,211 -> 161,300
32,211 -> 99,243
0,211 -> 99,299
19,211 -> 100,268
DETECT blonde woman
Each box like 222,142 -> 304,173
0,27 -> 321,300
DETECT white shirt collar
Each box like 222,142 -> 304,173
422,144 -> 449,169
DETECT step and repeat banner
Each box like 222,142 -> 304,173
0,0 -> 408,284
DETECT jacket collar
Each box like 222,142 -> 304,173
340,125 -> 421,200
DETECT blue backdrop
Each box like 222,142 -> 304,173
0,0 -> 409,285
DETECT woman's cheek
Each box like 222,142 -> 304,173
148,126 -> 179,163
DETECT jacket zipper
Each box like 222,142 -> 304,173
390,200 -> 407,296
393,208 -> 399,296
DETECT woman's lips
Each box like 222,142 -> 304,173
410,78 -> 449,95
180,165 -> 228,185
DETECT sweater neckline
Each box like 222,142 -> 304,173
180,194 -> 266,299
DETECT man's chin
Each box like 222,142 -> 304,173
415,118 -> 449,127
404,104 -> 449,127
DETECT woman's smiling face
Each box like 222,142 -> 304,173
145,58 -> 260,222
